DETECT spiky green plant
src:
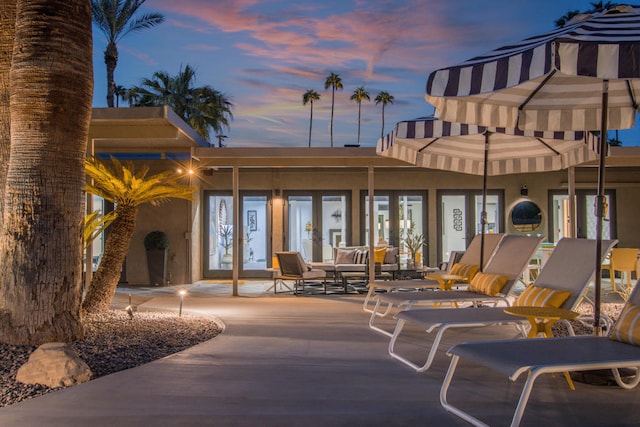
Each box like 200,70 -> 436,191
82,156 -> 193,313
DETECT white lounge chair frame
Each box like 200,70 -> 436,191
368,235 -> 543,337
362,234 -> 505,313
388,238 -> 618,372
440,280 -> 640,427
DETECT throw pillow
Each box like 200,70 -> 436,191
468,272 -> 509,296
610,303 -> 640,345
384,247 -> 398,264
373,247 -> 387,264
449,263 -> 479,282
335,248 -> 356,264
514,285 -> 571,308
354,248 -> 369,264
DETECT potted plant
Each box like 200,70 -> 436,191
144,231 -> 170,286
403,232 -> 425,268
219,223 -> 233,264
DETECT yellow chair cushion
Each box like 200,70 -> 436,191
468,272 -> 509,296
450,263 -> 479,282
514,285 -> 571,308
373,247 -> 387,264
610,303 -> 640,346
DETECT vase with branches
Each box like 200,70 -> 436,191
403,231 -> 425,266
219,223 -> 233,256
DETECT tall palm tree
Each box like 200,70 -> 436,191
350,87 -> 370,146
0,0 -> 16,235
122,85 -> 141,107
324,72 -> 343,147
92,0 -> 164,108
114,84 -> 127,107
375,91 -> 394,138
555,2 -> 615,27
554,9 -> 580,27
82,156 -> 194,314
588,1 -> 615,12
302,89 -> 320,147
0,0 -> 93,345
130,64 -> 234,142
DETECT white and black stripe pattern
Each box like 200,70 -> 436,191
354,249 -> 368,265
376,117 -> 600,176
425,5 -> 640,131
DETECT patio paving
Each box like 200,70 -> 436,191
0,280 -> 637,426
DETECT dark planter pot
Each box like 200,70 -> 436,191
146,249 -> 168,286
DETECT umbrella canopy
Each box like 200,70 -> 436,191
377,117 -> 599,176
425,5 -> 640,132
424,4 -> 640,334
376,116 -> 600,268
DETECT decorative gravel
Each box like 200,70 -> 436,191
552,301 -> 624,336
0,311 -> 222,408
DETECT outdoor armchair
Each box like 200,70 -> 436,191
275,251 -> 327,295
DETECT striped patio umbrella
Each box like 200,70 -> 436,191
376,116 -> 599,269
424,4 -> 640,333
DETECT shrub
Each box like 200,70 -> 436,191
144,231 -> 170,250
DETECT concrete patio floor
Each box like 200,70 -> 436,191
0,280 -> 637,426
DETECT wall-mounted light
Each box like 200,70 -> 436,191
520,185 -> 528,197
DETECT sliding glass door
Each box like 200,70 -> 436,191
549,190 -> 616,242
203,191 -> 271,278
363,191 -> 427,266
438,190 -> 503,265
286,191 -> 350,262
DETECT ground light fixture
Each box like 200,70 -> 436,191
125,293 -> 134,319
178,289 -> 187,317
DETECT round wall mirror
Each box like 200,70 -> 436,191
510,201 -> 542,233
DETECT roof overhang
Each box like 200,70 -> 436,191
88,106 -> 208,154
86,107 -> 640,169
193,147 -> 412,168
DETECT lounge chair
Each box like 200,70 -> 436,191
368,234 -> 543,337
387,238 -> 618,372
440,279 -> 640,427
362,233 -> 505,314
275,251 -> 327,295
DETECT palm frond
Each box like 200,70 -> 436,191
84,210 -> 117,249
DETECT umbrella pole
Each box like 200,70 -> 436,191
480,132 -> 489,271
594,80 -> 609,336
368,163 -> 375,287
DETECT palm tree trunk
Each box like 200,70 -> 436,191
381,104 -> 385,138
83,205 -> 138,314
357,102 -> 362,146
105,41 -> 118,108
0,0 -> 16,232
0,0 -> 92,345
308,101 -> 313,147
330,87 -> 335,147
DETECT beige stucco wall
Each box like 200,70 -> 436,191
122,164 -> 640,285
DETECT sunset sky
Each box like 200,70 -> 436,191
91,0 -> 640,147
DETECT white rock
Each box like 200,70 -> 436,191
16,342 -> 92,387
